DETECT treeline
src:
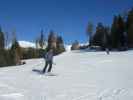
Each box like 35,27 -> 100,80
86,8 -> 133,51
0,29 -> 65,67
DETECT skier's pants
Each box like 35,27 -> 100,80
43,61 -> 52,73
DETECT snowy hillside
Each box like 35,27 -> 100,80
0,50 -> 133,100
7,41 -> 36,48
18,41 -> 36,48
8,41 -> 71,51
65,45 -> 71,52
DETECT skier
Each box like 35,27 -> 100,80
42,49 -> 54,73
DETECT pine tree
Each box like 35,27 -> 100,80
56,36 -> 65,54
0,27 -> 5,49
0,27 -> 6,67
111,15 -> 119,49
126,8 -> 133,47
47,30 -> 57,50
39,29 -> 46,49
110,15 -> 126,50
103,26 -> 111,49
92,22 -> 105,48
10,32 -> 21,65
86,22 -> 93,46
71,40 -> 80,50
117,15 -> 126,49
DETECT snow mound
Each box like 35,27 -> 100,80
98,88 -> 133,100
18,41 -> 36,48
7,41 -> 36,48
80,42 -> 89,46
65,45 -> 71,52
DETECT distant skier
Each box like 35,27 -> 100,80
105,48 -> 110,55
42,49 -> 54,73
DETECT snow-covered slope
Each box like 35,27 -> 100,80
7,41 -> 36,48
0,50 -> 133,100
18,41 -> 36,48
65,45 -> 71,52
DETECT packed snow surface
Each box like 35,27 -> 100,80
0,50 -> 133,100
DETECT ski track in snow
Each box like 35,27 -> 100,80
0,50 -> 133,100
98,88 -> 133,100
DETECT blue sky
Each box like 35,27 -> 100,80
0,0 -> 133,44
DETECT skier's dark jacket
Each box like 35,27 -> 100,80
44,51 -> 54,62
